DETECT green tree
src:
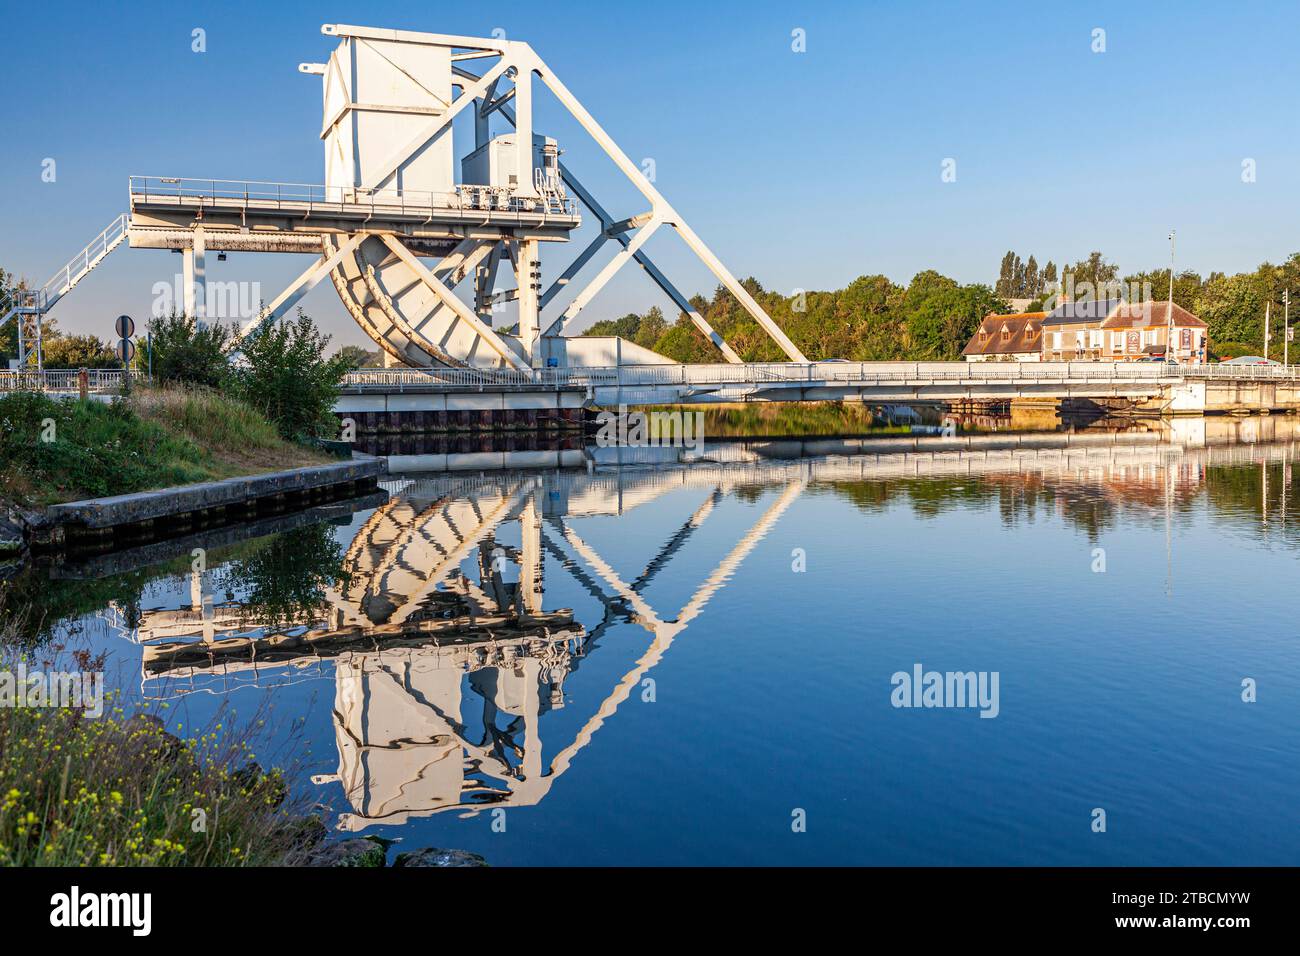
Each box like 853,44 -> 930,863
234,310 -> 350,440
995,251 -> 1017,297
1066,251 -> 1119,299
634,306 -> 668,349
1124,269 -> 1203,309
902,275 -> 1006,359
334,344 -> 376,369
1194,272 -> 1266,347
42,334 -> 118,369
143,312 -> 235,387
0,267 -> 16,363
1024,256 -> 1040,297
583,312 -> 642,339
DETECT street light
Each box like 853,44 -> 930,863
1279,287 -> 1289,369
1166,231 -> 1177,362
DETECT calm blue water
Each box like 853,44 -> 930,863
9,424 -> 1300,865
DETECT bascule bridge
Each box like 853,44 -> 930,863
5,23 -> 1300,418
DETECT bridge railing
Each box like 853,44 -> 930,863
0,369 -> 133,394
129,176 -> 578,218
340,360 -> 1193,391
1182,364 -> 1300,381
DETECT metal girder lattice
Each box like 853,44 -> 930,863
313,23 -> 801,366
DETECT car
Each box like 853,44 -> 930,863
1221,355 -> 1280,366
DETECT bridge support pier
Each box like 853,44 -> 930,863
182,225 -> 206,322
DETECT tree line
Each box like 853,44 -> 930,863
589,249 -> 1300,362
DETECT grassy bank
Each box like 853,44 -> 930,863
0,386 -> 332,507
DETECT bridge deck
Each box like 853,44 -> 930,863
126,176 -> 580,250
8,362 -> 1300,413
332,361 -> 1300,410
340,360 -> 1196,391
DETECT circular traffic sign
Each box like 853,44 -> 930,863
117,338 -> 136,363
115,314 -> 135,339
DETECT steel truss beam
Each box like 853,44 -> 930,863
242,231 -> 368,338
528,54 -> 806,363
482,94 -> 745,362
484,97 -> 742,361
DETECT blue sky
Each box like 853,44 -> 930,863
4,0 -> 1299,347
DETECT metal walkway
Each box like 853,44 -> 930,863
338,360 -> 1188,405
2,214 -> 129,369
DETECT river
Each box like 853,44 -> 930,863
5,414 -> 1300,865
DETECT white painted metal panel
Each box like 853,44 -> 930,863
322,36 -> 454,194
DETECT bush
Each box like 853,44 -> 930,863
41,334 -> 119,370
142,312 -> 235,388
233,311 -> 350,441
0,694 -> 313,866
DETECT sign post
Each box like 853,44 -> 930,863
114,315 -> 135,394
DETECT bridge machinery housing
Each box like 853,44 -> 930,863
108,24 -> 807,374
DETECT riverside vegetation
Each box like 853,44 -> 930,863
0,311 -> 346,509
0,528 -> 487,867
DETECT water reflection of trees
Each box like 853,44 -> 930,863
817,458 -> 1300,547
8,446 -> 1300,649
2,523 -> 349,646
0,564 -> 155,647
214,523 -> 347,632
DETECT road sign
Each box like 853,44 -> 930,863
117,338 -> 136,363
114,314 -> 135,338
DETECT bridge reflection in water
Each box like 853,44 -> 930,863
112,417 -> 1300,830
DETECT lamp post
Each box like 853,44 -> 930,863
1166,231 -> 1177,362
1265,300 -> 1271,363
1285,290 -> 1291,368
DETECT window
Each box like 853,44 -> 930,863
1052,332 -> 1063,350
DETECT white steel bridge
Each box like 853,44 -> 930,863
5,21 -> 1298,419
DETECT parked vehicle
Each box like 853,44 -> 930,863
1220,355 -> 1280,366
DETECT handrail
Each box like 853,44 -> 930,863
128,175 -> 577,218
0,369 -> 135,393
339,360 -> 1259,391
37,213 -> 129,304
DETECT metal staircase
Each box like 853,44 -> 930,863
3,213 -> 129,369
